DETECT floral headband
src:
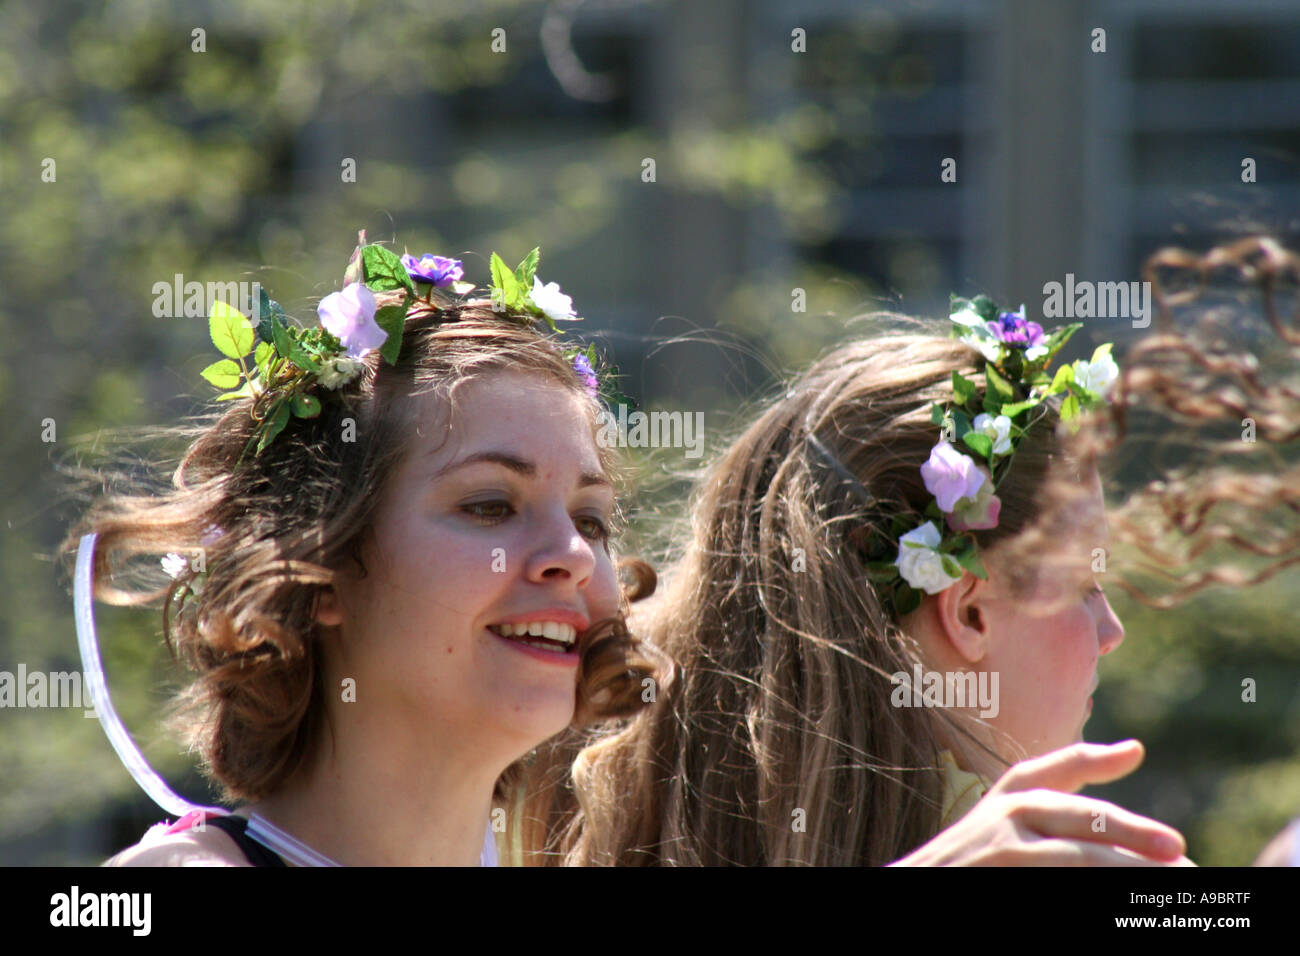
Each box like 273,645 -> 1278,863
850,295 -> 1119,616
169,233 -> 615,589
199,231 -> 601,462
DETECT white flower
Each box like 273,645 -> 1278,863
530,276 -> 577,323
1072,350 -> 1119,398
316,355 -> 363,390
894,522 -> 962,595
949,306 -> 985,328
1024,343 -> 1049,362
972,413 -> 1013,456
161,553 -> 188,579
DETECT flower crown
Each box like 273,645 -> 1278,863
852,295 -> 1120,616
199,231 -> 605,462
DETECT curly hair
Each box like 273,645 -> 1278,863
59,289 -> 669,816
1086,236 -> 1300,607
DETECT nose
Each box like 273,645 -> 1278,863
1097,594 -> 1125,656
522,506 -> 596,588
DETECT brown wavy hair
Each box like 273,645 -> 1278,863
553,331 -> 1084,865
1089,235 -> 1300,606
58,287 -> 669,831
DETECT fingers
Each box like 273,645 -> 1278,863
1012,790 -> 1187,861
992,739 -> 1146,795
1004,839 -> 1195,867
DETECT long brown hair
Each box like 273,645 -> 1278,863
58,290 -> 668,823
556,332 -> 1074,865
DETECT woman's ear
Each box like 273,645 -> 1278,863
932,572 -> 991,664
313,586 -> 344,628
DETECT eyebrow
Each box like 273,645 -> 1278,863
432,450 -> 611,489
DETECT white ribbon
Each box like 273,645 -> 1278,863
74,532 -> 225,819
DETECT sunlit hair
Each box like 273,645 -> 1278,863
1081,236 -> 1300,606
58,291 -> 669,829
551,331 -> 1090,865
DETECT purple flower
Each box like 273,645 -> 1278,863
573,354 -> 599,397
402,254 -> 464,287
920,442 -> 986,513
317,283 -> 387,358
986,306 -> 1045,348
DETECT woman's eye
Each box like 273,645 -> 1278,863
464,501 -> 513,525
575,514 -> 610,542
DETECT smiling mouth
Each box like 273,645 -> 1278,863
487,621 -> 579,654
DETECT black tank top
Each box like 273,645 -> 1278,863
205,814 -> 288,867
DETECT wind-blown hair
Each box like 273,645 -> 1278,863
1092,236 -> 1300,605
553,332 -> 1078,865
59,290 -> 668,825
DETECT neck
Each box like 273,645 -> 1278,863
242,720 -> 505,866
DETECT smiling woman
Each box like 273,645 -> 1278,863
61,241 -> 666,867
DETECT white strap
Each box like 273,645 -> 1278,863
245,812 -> 342,867
74,533 -> 224,820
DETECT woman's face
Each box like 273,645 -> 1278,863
317,369 -> 620,766
976,474 -> 1125,760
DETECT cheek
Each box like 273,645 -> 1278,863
589,554 -> 622,618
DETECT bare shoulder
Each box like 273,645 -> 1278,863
104,822 -> 250,868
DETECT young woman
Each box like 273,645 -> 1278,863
553,312 -> 1193,866
65,240 -> 664,866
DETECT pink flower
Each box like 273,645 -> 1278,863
317,284 -> 386,358
947,470 -> 1002,531
920,442 -> 986,513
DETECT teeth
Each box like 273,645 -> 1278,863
490,622 -> 577,645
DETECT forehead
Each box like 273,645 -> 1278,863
414,371 -> 604,476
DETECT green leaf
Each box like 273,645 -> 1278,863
1038,322 -> 1083,368
254,340 -> 274,368
362,245 -> 417,295
952,371 -> 976,407
255,288 -> 288,344
962,431 -> 993,461
954,546 -> 988,580
894,584 -> 921,616
984,363 -> 1014,405
288,343 -> 320,374
1048,363 -> 1075,395
940,554 -> 963,578
291,393 -> 322,418
271,315 -> 294,360
950,409 -> 972,440
514,247 -> 540,289
864,561 -> 900,582
930,403 -> 947,426
200,359 -> 243,389
999,396 -> 1042,419
969,295 -> 999,323
1061,393 -> 1080,422
256,400 -> 292,454
215,381 -> 255,401
374,304 -> 408,365
209,300 -> 254,359
489,252 -> 521,310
